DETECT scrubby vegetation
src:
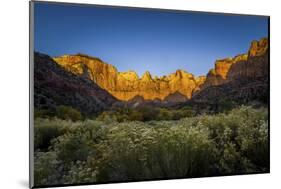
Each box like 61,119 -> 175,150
35,105 -> 83,121
34,106 -> 269,186
97,107 -> 196,122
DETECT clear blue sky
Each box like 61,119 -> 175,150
34,2 -> 268,77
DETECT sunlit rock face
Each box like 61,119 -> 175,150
202,54 -> 248,88
53,38 -> 268,102
54,55 -> 205,101
227,38 -> 269,80
248,38 -> 268,57
53,54 -> 119,90
34,53 -> 118,115
202,38 -> 268,89
193,38 -> 269,104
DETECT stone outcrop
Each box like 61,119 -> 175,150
54,55 -> 205,101
34,53 -> 118,115
202,38 -> 268,89
227,38 -> 269,81
193,38 -> 269,104
201,54 -> 248,88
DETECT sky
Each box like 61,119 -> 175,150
34,2 -> 268,77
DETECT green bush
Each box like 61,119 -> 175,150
53,133 -> 93,163
34,118 -> 68,151
34,151 -> 60,186
34,120 -> 105,186
34,108 -> 56,119
56,105 -> 82,121
63,160 -> 97,184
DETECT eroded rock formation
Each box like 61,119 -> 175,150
202,38 -> 268,89
193,38 -> 269,104
52,37 -> 268,103
54,55 -> 205,101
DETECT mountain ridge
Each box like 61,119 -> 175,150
34,52 -> 118,115
53,55 -> 205,101
51,37 -> 268,103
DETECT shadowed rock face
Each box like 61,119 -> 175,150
201,54 -> 249,88
54,55 -> 206,101
227,38 -> 269,80
34,53 -> 118,115
164,91 -> 188,103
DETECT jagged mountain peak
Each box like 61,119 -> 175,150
249,37 -> 268,57
141,71 -> 153,81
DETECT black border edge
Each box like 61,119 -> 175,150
268,16 -> 270,173
30,1 -> 270,188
